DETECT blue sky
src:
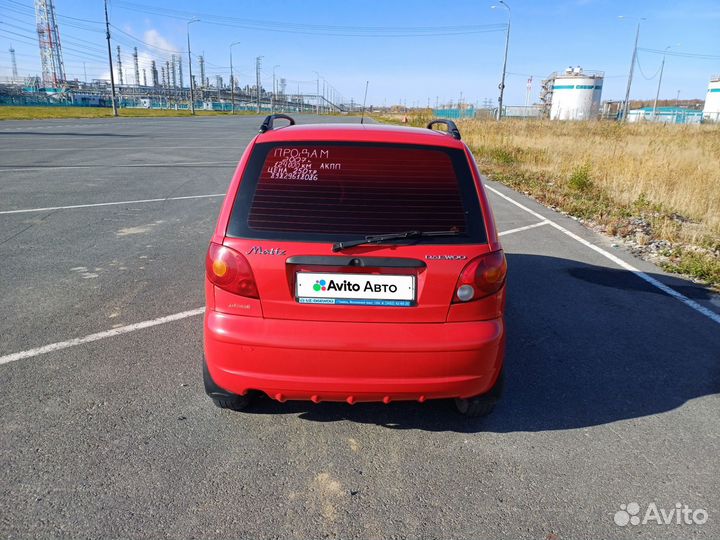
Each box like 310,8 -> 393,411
1,0 -> 719,106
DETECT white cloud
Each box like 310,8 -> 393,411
143,29 -> 180,53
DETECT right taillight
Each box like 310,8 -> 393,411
452,250 -> 507,303
205,242 -> 259,299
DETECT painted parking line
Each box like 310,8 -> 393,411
0,161 -> 236,171
0,146 -> 243,152
498,221 -> 550,237
486,184 -> 720,325
0,193 -> 226,215
0,308 -> 205,367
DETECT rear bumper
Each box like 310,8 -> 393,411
204,310 -> 505,403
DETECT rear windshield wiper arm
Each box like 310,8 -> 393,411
332,230 -> 460,252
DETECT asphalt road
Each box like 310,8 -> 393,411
1,115 -> 719,539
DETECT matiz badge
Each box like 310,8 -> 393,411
246,246 -> 286,256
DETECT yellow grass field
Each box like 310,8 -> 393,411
383,113 -> 720,288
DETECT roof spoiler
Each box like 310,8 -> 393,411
426,119 -> 461,140
259,114 -> 296,133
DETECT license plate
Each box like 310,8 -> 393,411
296,272 -> 416,307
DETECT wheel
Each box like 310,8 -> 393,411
454,396 -> 496,417
203,359 -> 254,412
211,395 -> 252,411
454,371 -> 504,417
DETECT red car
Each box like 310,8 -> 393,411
203,115 -> 507,416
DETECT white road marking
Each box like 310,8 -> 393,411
0,193 -> 225,215
499,221 -> 550,237
0,161 -> 236,171
486,184 -> 720,325
0,146 -> 242,152
0,308 -> 205,366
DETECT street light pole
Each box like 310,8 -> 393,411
620,17 -> 645,122
652,45 -> 671,121
272,64 -> 280,113
229,41 -> 240,115
493,1 -> 511,121
187,18 -> 199,115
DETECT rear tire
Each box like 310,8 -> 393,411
454,371 -> 504,418
203,359 -> 254,412
211,395 -> 252,411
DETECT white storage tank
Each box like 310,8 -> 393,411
549,66 -> 604,120
702,75 -> 720,122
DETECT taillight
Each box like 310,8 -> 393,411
206,242 -> 259,298
452,250 -> 507,303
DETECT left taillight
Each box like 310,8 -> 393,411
452,250 -> 507,303
205,242 -> 259,299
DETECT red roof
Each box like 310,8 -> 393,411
256,122 -> 465,148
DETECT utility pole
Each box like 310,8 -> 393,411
652,46 -> 671,120
621,17 -> 645,122
272,64 -> 280,113
103,0 -> 118,116
187,18 -> 199,115
255,56 -> 263,113
493,0 -> 511,120
230,42 -> 240,114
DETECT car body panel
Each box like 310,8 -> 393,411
204,120 -> 506,404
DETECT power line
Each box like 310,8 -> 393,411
636,52 -> 662,80
112,1 -> 507,37
638,47 -> 720,60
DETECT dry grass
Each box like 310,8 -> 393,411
380,113 -> 720,288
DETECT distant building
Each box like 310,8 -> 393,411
702,75 -> 720,122
626,107 -> 703,124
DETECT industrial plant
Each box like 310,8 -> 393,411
1,1 -> 718,123
1,0 -> 347,114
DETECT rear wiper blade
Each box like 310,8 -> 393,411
332,230 -> 460,252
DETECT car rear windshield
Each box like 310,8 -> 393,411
226,142 -> 486,244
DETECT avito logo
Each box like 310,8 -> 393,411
313,279 -> 327,292
314,279 -> 398,294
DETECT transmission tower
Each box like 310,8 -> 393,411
116,45 -> 123,85
198,55 -> 205,89
34,0 -> 66,87
9,45 -> 18,82
256,56 -> 263,113
133,47 -> 140,86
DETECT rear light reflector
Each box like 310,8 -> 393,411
206,242 -> 259,298
452,250 -> 507,303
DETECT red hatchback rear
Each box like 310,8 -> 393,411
204,116 -> 507,416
